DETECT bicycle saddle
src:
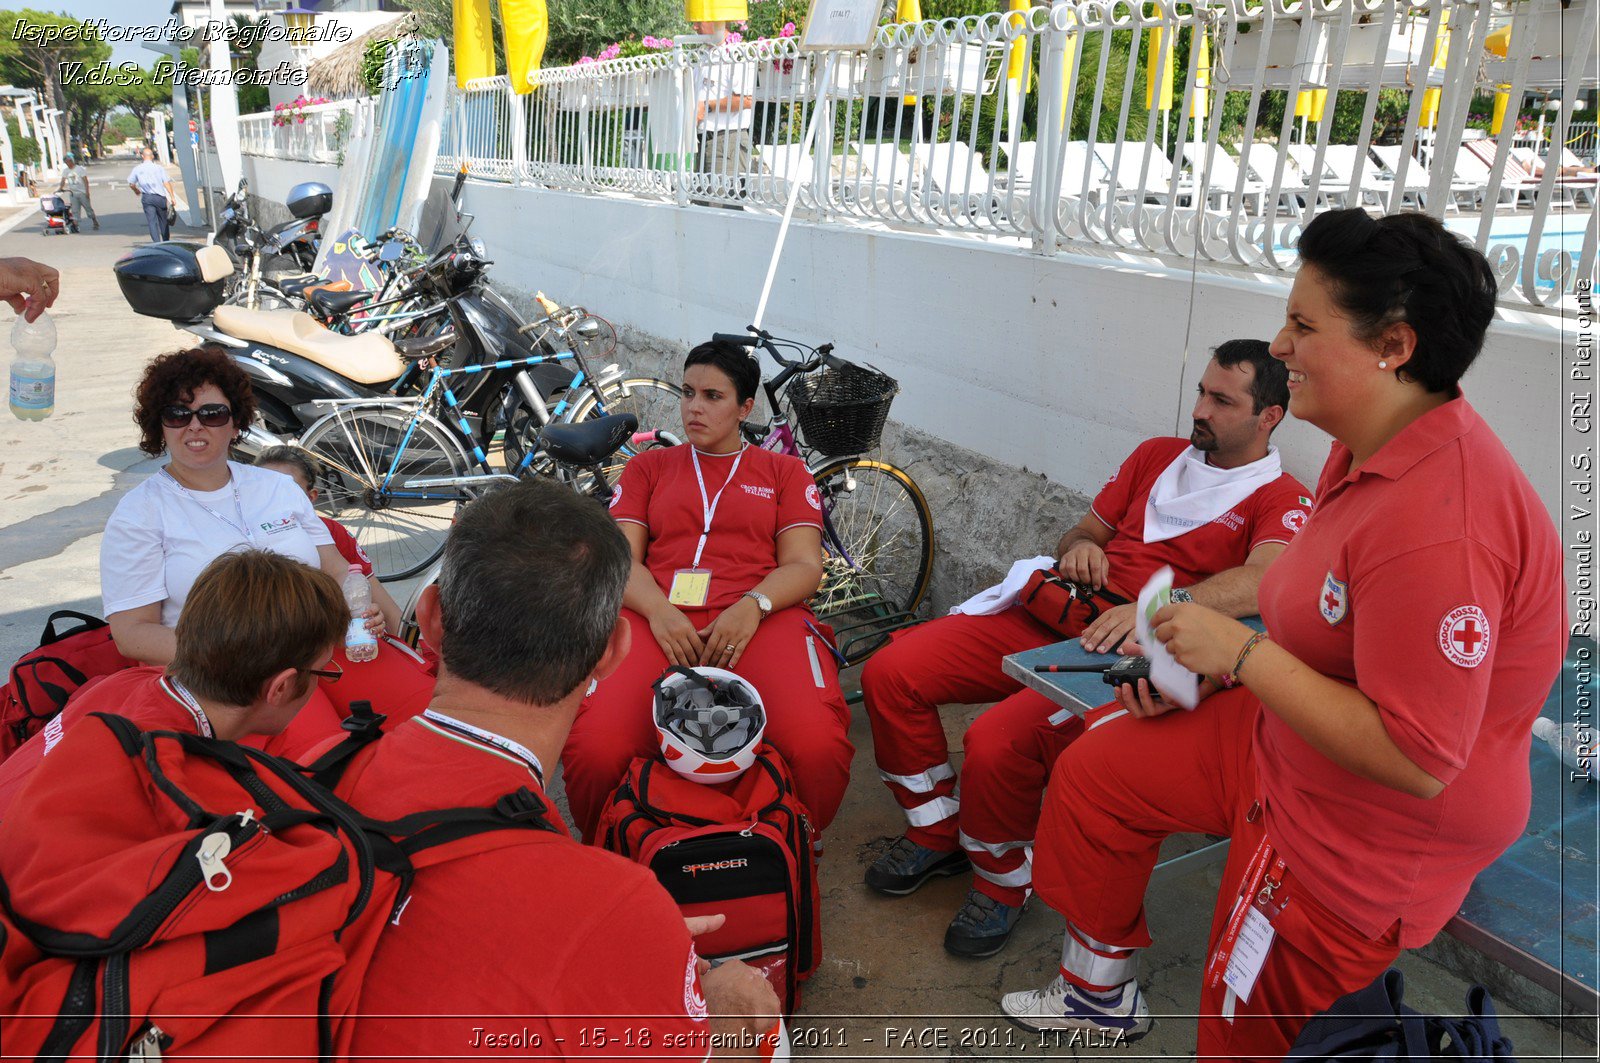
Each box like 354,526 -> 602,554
278,274 -> 349,299
310,288 -> 371,316
541,414 -> 639,466
392,331 -> 457,360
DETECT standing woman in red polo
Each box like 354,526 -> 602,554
1004,209 -> 1566,1059
561,339 -> 854,842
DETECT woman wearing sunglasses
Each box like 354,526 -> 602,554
101,347 -> 349,678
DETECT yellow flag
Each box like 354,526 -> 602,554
1006,0 -> 1029,83
501,0 -> 548,94
685,0 -> 749,20
1145,25 -> 1173,111
454,0 -> 494,87
1189,24 -> 1209,120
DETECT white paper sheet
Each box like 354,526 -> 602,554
1134,566 -> 1200,710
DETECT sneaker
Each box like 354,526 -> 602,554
864,836 -> 969,896
943,888 -> 1027,958
1000,974 -> 1152,1038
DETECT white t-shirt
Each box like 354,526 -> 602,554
101,462 -> 334,628
697,49 -> 754,134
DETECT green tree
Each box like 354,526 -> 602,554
118,67 -> 173,142
0,10 -> 114,157
5,115 -> 40,167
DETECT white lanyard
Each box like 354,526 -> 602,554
161,676 -> 215,738
688,446 -> 746,568
164,468 -> 256,544
422,709 -> 545,784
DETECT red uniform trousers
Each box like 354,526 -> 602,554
563,605 -> 853,843
860,607 -> 1092,906
1033,689 -> 1402,1062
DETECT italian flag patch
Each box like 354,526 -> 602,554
1298,495 -> 1314,508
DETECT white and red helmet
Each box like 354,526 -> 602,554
652,665 -> 766,784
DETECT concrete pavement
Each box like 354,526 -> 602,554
0,157 -> 1592,1060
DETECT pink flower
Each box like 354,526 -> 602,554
642,35 -> 658,47
576,55 -> 596,64
723,31 -> 743,43
781,22 -> 796,37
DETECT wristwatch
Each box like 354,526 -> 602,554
743,590 -> 772,619
1170,587 -> 1195,604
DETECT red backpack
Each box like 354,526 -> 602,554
596,744 -> 820,1015
0,706 -> 560,1060
0,610 -> 135,761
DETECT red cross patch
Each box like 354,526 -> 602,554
1438,605 -> 1490,668
805,483 -> 822,510
1319,572 -> 1348,625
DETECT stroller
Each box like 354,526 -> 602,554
40,195 -> 78,235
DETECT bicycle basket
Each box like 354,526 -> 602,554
785,360 -> 899,457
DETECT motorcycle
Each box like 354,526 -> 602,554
213,178 -> 329,308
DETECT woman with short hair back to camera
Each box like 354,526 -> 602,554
561,339 -> 854,843
1003,209 -> 1566,1060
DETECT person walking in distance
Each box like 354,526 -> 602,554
56,154 -> 97,230
127,146 -> 175,241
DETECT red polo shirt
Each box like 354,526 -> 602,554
344,714 -> 711,1058
1254,393 -> 1565,944
610,444 -> 823,611
1091,437 -> 1310,597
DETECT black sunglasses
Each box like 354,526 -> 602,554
161,403 -> 233,429
301,662 -> 343,684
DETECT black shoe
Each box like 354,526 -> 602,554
864,836 -> 970,896
944,888 -> 1028,958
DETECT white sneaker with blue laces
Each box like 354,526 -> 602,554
1000,974 -> 1153,1038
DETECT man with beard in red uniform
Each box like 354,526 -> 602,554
860,340 -> 1310,958
344,481 -> 778,1057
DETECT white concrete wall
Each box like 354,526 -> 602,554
237,161 -> 1576,598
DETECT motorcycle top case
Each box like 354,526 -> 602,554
286,181 -> 333,219
114,242 -> 226,322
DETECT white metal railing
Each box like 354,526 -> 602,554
238,99 -> 363,165
452,2 -> 1598,310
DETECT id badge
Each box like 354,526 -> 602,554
668,568 -> 712,607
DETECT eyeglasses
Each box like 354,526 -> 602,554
301,662 -> 343,684
161,403 -> 233,429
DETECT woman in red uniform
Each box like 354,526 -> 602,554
1004,209 -> 1567,1059
562,340 -> 853,842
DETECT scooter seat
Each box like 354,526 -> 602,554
212,305 -> 405,386
309,288 -> 371,317
541,414 -> 639,467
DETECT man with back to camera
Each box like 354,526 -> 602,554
340,480 -> 779,1056
127,146 -> 175,242
859,340 -> 1311,958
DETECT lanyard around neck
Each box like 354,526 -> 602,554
422,708 -> 545,785
689,446 -> 746,569
161,675 -> 215,738
165,467 -> 255,544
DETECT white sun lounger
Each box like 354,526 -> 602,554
1184,146 -> 1266,214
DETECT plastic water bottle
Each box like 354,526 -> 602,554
1531,718 -> 1594,776
9,312 -> 56,421
343,564 -> 379,663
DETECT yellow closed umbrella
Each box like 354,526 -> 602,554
454,0 -> 495,87
685,0 -> 748,21
1419,11 -> 1449,129
501,0 -> 548,93
1006,0 -> 1030,83
1486,24 -> 1512,134
1293,88 -> 1327,121
897,1 -> 922,107
1145,24 -> 1174,111
1491,88 -> 1512,135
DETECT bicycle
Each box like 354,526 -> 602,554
715,328 -> 935,662
297,343 -> 661,582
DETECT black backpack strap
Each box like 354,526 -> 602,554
39,610 -> 107,646
12,656 -> 88,717
303,700 -> 389,788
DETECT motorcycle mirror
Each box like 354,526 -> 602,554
379,241 -> 403,263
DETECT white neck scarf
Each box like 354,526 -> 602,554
1142,445 -> 1281,544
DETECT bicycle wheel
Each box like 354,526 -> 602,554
298,407 -> 475,582
810,457 -> 935,626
